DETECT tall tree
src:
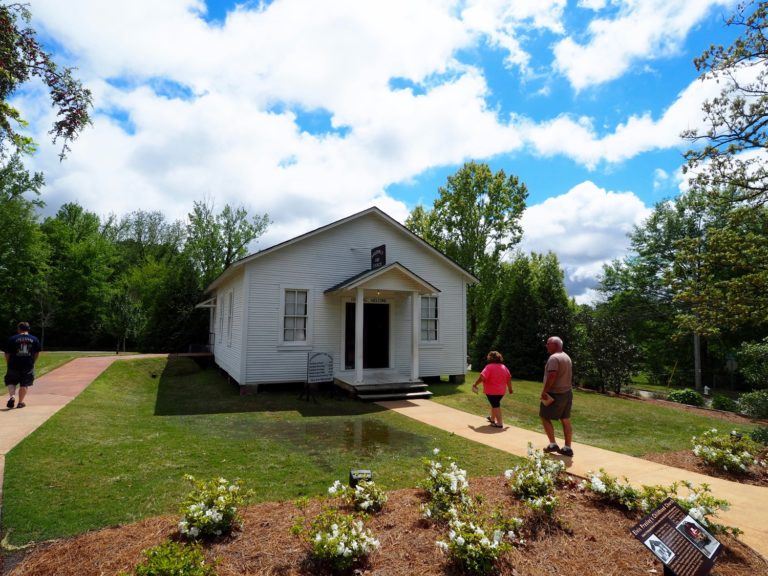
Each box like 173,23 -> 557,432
0,155 -> 48,331
0,3 -> 92,158
185,200 -> 270,289
683,1 -> 768,205
405,161 -> 528,348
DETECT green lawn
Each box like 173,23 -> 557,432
430,372 -> 757,456
34,351 -> 130,377
2,357 -> 520,545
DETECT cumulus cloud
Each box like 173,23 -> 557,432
553,0 -> 736,91
519,181 -> 650,302
16,0 -> 728,251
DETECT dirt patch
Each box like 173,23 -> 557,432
643,449 -> 768,487
6,476 -> 766,576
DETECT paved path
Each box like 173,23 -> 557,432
0,354 -> 167,513
378,398 -> 768,559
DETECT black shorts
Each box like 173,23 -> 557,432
539,390 -> 573,420
486,394 -> 504,408
5,368 -> 35,387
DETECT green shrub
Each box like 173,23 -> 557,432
750,426 -> 768,445
127,541 -> 215,576
692,429 -> 761,473
504,444 -> 565,519
436,512 -> 514,576
327,479 -> 388,513
667,388 -> 704,407
710,395 -> 739,412
178,476 -> 246,540
738,389 -> 768,419
307,509 -> 379,573
419,448 -> 471,522
580,469 -> 641,510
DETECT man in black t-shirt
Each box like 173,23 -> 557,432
3,322 -> 41,409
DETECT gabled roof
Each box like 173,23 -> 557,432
324,261 -> 440,294
206,206 -> 478,292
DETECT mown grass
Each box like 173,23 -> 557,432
2,357 -> 520,545
430,371 -> 757,456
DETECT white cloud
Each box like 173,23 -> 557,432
653,168 -> 670,190
520,181 -> 650,301
553,0 -> 736,91
578,0 -> 610,10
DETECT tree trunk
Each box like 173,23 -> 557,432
693,331 -> 702,391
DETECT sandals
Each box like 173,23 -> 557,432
491,423 -> 504,428
17,402 -> 26,409
6,397 -> 14,408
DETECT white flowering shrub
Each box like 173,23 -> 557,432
504,444 -> 565,518
178,475 -> 245,540
436,510 -> 515,576
580,469 -> 641,510
308,510 -> 380,572
419,448 -> 471,522
327,479 -> 388,513
637,481 -> 740,536
692,429 -> 762,473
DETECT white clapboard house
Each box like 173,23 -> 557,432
200,206 -> 477,400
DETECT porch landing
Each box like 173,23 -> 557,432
334,370 -> 433,401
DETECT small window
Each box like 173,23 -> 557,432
226,291 -> 234,347
421,296 -> 438,341
283,289 -> 308,342
218,296 -> 224,343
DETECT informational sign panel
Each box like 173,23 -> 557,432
371,244 -> 386,269
630,498 -> 721,576
307,352 -> 334,384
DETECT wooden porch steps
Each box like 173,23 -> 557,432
357,389 -> 433,402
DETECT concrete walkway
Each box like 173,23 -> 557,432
0,354 -> 166,511
378,398 -> 768,559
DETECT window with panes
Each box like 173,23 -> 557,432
420,296 -> 438,341
283,289 -> 308,342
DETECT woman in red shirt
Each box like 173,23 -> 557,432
472,350 -> 513,428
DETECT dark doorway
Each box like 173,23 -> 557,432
344,302 -> 390,370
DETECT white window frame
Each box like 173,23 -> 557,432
217,294 -> 224,343
226,290 -> 234,347
278,285 -> 313,349
420,295 -> 439,343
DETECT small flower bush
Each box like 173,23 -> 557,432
436,511 -> 515,576
308,509 -> 380,572
327,479 -> 388,513
178,475 -> 245,540
692,429 -> 762,473
667,388 -> 705,407
420,448 -> 471,521
750,425 -> 768,445
504,444 -> 565,518
738,389 -> 768,419
580,469 -> 641,510
711,394 -> 739,412
123,541 -> 216,576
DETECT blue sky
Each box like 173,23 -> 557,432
21,0 -> 742,301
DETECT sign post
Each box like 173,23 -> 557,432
630,498 -> 722,576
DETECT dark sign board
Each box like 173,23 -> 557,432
371,245 -> 386,269
307,352 -> 333,384
630,498 -> 721,576
349,469 -> 373,487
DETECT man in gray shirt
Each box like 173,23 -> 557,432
539,336 -> 574,457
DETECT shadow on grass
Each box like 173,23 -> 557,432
154,356 -> 385,418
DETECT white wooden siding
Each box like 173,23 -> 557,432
242,212 -> 469,385
212,271 -> 244,382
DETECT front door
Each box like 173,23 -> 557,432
344,302 -> 389,369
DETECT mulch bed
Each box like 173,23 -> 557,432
643,449 -> 768,487
5,476 -> 766,576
